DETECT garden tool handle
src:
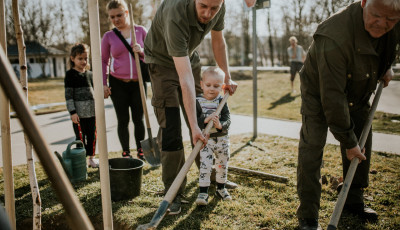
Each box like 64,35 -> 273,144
328,81 -> 384,230
137,94 -> 230,230
128,4 -> 151,130
164,93 -> 229,202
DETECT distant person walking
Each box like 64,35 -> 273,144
65,43 -> 98,168
287,36 -> 306,93
101,0 -> 147,160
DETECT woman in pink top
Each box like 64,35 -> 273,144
101,0 -> 147,159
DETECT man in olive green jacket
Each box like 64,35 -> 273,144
297,0 -> 400,229
144,0 -> 237,215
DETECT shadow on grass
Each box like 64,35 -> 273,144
336,213 -> 367,230
230,136 -> 266,159
268,93 -> 300,110
149,180 -> 221,230
171,186 -> 220,229
142,165 -> 160,176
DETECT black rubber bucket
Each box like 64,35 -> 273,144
109,158 -> 144,201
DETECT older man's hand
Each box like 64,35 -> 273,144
382,68 -> 394,88
346,145 -> 366,163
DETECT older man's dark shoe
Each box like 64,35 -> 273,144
343,203 -> 378,222
298,218 -> 322,230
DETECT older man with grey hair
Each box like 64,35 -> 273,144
297,0 -> 400,229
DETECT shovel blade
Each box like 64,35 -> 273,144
140,137 -> 161,167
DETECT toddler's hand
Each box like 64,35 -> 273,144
212,115 -> 222,129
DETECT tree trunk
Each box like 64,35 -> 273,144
267,10 -> 274,66
12,0 -> 41,229
241,8 -> 250,66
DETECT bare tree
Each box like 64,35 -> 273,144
11,0 -> 42,228
6,0 -> 60,77
309,0 -> 355,24
267,9 -> 274,66
241,7 -> 250,66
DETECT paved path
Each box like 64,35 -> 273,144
1,81 -> 400,166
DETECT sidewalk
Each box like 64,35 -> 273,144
1,97 -> 399,167
1,81 -> 400,166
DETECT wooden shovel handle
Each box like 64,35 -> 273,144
128,4 -> 152,130
138,94 -> 230,230
164,93 -> 230,202
328,81 -> 384,229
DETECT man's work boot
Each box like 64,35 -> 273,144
168,195 -> 182,215
298,218 -> 322,230
343,203 -> 378,222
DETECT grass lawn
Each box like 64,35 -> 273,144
22,73 -> 400,135
2,134 -> 400,229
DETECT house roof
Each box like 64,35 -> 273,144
7,41 -> 67,57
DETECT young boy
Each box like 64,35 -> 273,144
195,67 -> 232,206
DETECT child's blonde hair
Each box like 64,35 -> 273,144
69,43 -> 90,69
201,66 -> 225,82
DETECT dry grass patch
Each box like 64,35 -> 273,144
2,134 -> 399,229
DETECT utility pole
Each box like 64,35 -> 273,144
249,0 -> 270,138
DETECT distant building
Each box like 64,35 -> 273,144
7,41 -> 68,78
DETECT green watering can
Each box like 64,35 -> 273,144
54,140 -> 87,183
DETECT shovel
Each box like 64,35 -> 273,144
136,93 -> 230,230
327,81 -> 384,230
128,4 -> 160,167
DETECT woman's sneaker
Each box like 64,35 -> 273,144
122,151 -> 132,158
216,188 -> 232,201
195,193 -> 209,206
137,148 -> 145,161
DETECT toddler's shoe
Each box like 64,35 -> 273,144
216,188 -> 232,201
195,193 -> 209,206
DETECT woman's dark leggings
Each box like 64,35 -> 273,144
109,75 -> 146,152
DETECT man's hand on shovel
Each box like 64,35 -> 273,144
346,145 -> 366,163
192,125 -> 208,148
224,79 -> 238,95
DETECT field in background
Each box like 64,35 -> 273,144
22,72 -> 400,135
